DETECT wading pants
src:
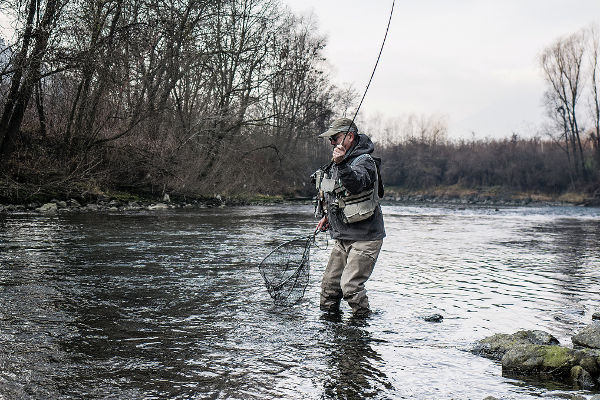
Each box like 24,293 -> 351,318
320,239 -> 383,315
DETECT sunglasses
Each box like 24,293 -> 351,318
329,133 -> 343,143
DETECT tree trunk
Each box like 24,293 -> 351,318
0,0 -> 59,159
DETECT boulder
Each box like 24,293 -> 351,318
36,203 -> 58,213
56,200 -> 68,208
423,313 -> 443,323
473,330 -> 559,360
68,199 -> 81,208
592,312 -> 600,321
501,344 -> 577,376
570,365 -> 596,389
475,330 -> 600,389
147,203 -> 168,210
572,323 -> 600,349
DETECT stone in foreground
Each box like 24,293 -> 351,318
572,323 -> 600,349
474,329 -> 600,389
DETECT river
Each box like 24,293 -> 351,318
1,203 -> 600,399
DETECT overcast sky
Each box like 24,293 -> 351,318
284,0 -> 600,139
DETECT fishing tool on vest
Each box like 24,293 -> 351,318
258,230 -> 324,305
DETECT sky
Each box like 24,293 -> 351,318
284,0 -> 600,139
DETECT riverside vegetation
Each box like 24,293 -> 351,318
0,2 -> 600,205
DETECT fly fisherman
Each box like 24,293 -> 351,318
313,118 -> 385,318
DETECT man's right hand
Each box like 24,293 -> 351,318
316,216 -> 329,232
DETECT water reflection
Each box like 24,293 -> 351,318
321,315 -> 392,399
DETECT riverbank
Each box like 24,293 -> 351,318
1,184 -> 599,213
382,186 -> 600,207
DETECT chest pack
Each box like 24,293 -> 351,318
314,154 -> 382,224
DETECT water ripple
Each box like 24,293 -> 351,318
1,205 -> 599,399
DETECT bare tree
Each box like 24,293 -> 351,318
540,30 -> 587,180
588,24 -> 600,166
0,0 -> 64,159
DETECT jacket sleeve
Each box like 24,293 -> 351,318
337,155 -> 377,195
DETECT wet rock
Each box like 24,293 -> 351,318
483,397 -> 499,400
36,203 -> 58,213
423,313 -> 443,323
571,365 -> 596,389
147,203 -> 168,210
85,204 -> 99,211
56,200 -> 68,208
473,330 -> 560,360
576,350 -> 600,375
553,395 -> 587,400
127,201 -> 141,209
68,199 -> 81,208
475,330 -> 600,389
572,323 -> 600,349
592,312 -> 600,321
501,344 -> 577,376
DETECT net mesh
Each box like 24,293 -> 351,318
259,235 -> 313,305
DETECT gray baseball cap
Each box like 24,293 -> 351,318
318,118 -> 358,138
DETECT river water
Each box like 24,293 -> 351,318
1,203 -> 600,399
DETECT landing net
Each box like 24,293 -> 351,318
259,233 -> 317,305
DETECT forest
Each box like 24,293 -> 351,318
0,0 -> 599,204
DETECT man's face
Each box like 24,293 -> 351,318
329,132 -> 350,147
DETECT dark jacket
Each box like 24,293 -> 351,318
325,134 -> 386,241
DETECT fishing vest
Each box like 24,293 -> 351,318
315,154 -> 380,224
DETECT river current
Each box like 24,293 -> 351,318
1,203 -> 600,399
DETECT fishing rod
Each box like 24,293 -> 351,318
339,0 -> 395,146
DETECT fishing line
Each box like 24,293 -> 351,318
342,0 -> 395,143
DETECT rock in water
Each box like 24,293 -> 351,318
472,330 -> 560,360
501,344 -> 577,376
147,203 -> 168,210
592,312 -> 600,321
423,314 -> 443,323
36,203 -> 57,213
572,323 -> 600,349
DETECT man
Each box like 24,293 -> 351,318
314,117 -> 385,317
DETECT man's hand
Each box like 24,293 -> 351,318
332,144 -> 346,164
316,215 -> 329,232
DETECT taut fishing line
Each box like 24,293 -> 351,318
258,1 -> 395,305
